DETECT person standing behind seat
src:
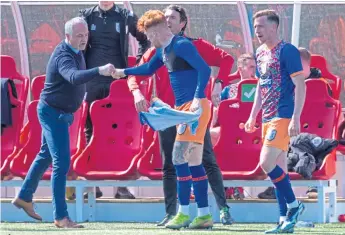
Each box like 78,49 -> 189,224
12,17 -> 116,228
79,1 -> 150,199
127,5 -> 235,227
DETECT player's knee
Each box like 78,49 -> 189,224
188,157 -> 202,166
172,146 -> 187,165
259,159 -> 275,173
260,146 -> 282,173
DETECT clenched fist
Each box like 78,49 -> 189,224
98,63 -> 116,76
111,69 -> 126,79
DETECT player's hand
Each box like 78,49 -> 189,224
133,89 -> 149,112
244,117 -> 256,133
98,63 -> 116,76
111,68 -> 126,79
211,82 -> 222,107
288,116 -> 300,137
190,98 -> 201,112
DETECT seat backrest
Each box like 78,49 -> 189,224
301,79 -> 340,139
310,54 -> 341,100
10,100 -> 87,177
70,103 -> 87,155
31,75 -> 45,100
87,80 -> 143,171
24,100 -> 85,154
214,79 -> 262,172
0,55 -> 29,104
1,85 -> 22,164
22,101 -> 42,156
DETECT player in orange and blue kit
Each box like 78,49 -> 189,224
244,10 -> 306,234
112,10 -> 213,230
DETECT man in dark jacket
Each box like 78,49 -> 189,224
12,17 -> 115,228
79,1 -> 150,199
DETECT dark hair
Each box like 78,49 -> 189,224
163,5 -> 188,35
253,9 -> 279,27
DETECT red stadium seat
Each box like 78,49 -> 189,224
19,75 -> 46,146
289,79 -> 341,180
0,55 -> 29,104
73,80 -> 143,180
0,56 -> 29,179
31,75 -> 45,100
214,79 -> 266,179
9,101 -> 87,179
137,132 -> 163,180
337,119 -> 345,155
310,54 -> 341,100
0,85 -> 23,178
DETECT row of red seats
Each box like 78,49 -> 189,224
1,56 -> 29,178
0,54 -> 341,182
138,54 -> 342,180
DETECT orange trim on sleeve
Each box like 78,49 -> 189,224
290,71 -> 303,77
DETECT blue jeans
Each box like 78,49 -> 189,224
18,101 -> 73,220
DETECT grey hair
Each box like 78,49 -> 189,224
65,17 -> 88,35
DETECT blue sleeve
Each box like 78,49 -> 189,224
174,40 -> 211,99
57,55 -> 99,85
255,67 -> 260,79
220,86 -> 229,101
281,44 -> 303,77
124,50 -> 164,76
254,54 -> 260,79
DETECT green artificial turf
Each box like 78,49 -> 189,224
1,222 -> 345,235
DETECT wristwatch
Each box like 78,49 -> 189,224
214,78 -> 223,84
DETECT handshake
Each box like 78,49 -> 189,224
98,63 -> 126,79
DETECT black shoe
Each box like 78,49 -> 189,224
258,187 -> 276,199
306,187 -> 318,199
220,206 -> 234,225
114,191 -> 135,199
156,214 -> 175,226
84,191 -> 103,199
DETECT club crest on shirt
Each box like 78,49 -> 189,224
267,129 -> 277,141
115,22 -> 120,33
177,124 -> 187,135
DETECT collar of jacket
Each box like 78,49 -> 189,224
96,4 -> 120,15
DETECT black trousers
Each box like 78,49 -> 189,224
158,126 -> 227,215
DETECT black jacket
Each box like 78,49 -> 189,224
287,133 -> 338,179
1,79 -> 18,134
306,67 -> 333,97
79,5 -> 150,67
